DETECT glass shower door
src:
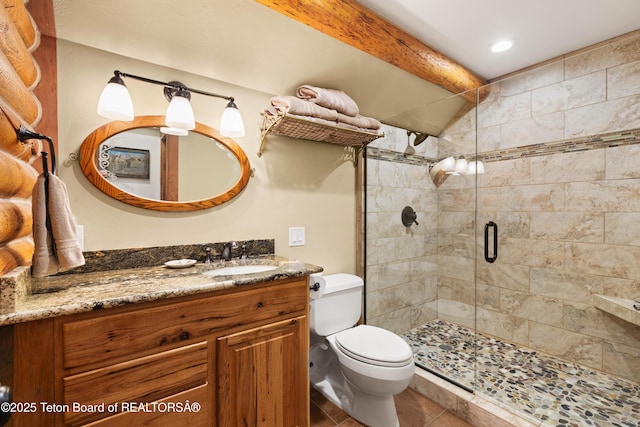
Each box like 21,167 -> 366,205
426,87 -> 480,391
364,86 -> 481,393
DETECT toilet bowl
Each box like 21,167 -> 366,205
309,273 -> 415,427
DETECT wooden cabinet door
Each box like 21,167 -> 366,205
217,315 -> 309,427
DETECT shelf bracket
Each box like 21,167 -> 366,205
258,115 -> 281,158
346,146 -> 364,167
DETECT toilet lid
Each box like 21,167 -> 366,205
334,325 -> 413,367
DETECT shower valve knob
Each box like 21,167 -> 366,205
401,206 -> 418,227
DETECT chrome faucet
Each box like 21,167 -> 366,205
221,241 -> 238,261
204,247 -> 213,264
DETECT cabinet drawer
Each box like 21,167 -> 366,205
61,278 -> 307,370
81,384 -> 209,427
63,341 -> 208,426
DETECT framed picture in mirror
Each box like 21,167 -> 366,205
105,146 -> 150,179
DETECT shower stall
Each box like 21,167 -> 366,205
364,31 -> 640,426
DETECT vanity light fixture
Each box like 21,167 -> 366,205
440,156 -> 456,172
163,82 -> 195,130
159,127 -> 189,136
97,70 -> 246,137
97,72 -> 134,121
468,160 -> 485,175
429,156 -> 485,187
454,157 -> 469,174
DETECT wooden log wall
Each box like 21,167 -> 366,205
0,0 -> 51,277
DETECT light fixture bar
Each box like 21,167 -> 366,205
113,70 -> 235,103
99,70 -> 246,137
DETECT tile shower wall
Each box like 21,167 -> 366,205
365,127 -> 440,334
439,30 -> 640,382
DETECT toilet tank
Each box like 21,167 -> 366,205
310,273 -> 363,336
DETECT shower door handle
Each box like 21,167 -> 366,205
484,221 -> 498,263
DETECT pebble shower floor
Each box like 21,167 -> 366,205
402,320 -> 640,426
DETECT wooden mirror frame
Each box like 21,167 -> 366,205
79,115 -> 251,212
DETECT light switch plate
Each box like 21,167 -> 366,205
289,227 -> 305,247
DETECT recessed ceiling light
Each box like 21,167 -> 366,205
491,40 -> 513,53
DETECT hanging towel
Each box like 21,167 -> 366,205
31,173 -> 85,277
296,85 -> 360,117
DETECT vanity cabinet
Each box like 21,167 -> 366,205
11,277 -> 310,427
218,315 -> 308,426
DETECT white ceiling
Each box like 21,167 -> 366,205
53,0 -> 640,134
356,0 -> 640,79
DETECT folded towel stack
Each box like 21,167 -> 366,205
265,85 -> 381,132
296,85 -> 360,117
31,173 -> 85,277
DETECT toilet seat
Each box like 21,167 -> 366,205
334,325 -> 413,367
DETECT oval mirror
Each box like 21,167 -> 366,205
79,116 -> 251,211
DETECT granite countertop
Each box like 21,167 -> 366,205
0,255 -> 322,326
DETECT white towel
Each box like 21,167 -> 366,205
283,113 -> 381,134
266,96 -> 381,131
337,112 -> 382,131
296,85 -> 360,117
31,173 -> 85,277
265,96 -> 339,121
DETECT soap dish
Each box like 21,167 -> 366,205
164,259 -> 197,269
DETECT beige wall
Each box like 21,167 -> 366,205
57,40 -> 357,274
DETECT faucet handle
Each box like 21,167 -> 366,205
204,247 -> 212,264
222,241 -> 238,261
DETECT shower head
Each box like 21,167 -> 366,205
404,130 -> 416,155
407,130 -> 431,147
413,132 -> 429,146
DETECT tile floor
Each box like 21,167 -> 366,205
310,386 -> 474,426
403,320 -> 640,427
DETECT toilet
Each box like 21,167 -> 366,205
309,273 -> 415,427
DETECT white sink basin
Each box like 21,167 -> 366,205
203,264 -> 278,277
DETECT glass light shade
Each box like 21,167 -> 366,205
165,95 -> 195,130
468,161 -> 478,174
219,102 -> 245,137
160,127 -> 188,136
455,157 -> 468,174
97,81 -> 134,121
468,161 -> 485,175
440,156 -> 456,171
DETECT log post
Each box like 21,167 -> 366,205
255,0 -> 488,102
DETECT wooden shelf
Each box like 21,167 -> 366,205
258,113 -> 383,161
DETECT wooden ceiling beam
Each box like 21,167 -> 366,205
255,0 -> 487,102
